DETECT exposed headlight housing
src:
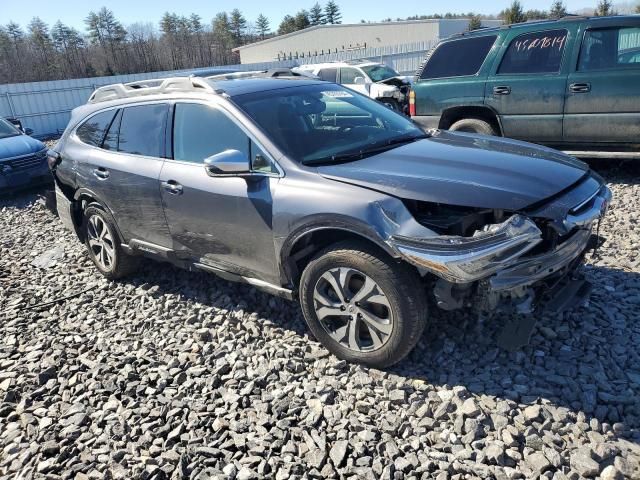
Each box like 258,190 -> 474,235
391,214 -> 543,283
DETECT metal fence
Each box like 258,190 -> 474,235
0,41 -> 433,139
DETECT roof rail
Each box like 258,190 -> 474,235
88,76 -> 214,103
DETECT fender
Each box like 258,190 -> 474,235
439,104 -> 505,134
277,214 -> 401,286
71,187 -> 127,244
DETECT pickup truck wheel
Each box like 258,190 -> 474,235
380,99 -> 401,111
300,242 -> 428,368
449,118 -> 497,136
82,205 -> 138,280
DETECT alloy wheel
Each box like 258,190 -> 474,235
313,267 -> 394,352
87,214 -> 115,271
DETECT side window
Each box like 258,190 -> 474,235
579,27 -> 640,71
251,141 -> 278,174
498,29 -> 568,75
173,103 -> 249,163
118,104 -> 167,157
420,36 -> 497,79
317,68 -> 338,82
76,110 -> 116,147
339,67 -> 361,84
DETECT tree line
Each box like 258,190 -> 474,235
0,3 -> 343,84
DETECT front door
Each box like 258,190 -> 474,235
564,19 -> 640,146
340,67 -> 370,96
159,102 -> 280,282
485,28 -> 573,145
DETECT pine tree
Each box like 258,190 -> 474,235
294,10 -> 311,30
324,1 -> 342,24
595,0 -> 614,16
256,14 -> 270,39
278,15 -> 298,35
309,3 -> 325,25
468,15 -> 482,31
229,9 -> 247,45
549,0 -> 567,18
502,1 -> 527,24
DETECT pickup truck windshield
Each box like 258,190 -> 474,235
0,118 -> 20,140
360,64 -> 399,82
234,83 -> 424,166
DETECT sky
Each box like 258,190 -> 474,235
1,0 -> 604,30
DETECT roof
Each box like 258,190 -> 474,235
451,14 -> 639,39
297,60 -> 381,70
233,18 -> 478,52
209,77 -> 325,96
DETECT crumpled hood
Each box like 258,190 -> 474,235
317,131 -> 589,211
378,76 -> 411,86
0,134 -> 45,161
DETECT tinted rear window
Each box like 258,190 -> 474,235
498,29 -> 567,74
420,35 -> 497,79
76,110 -> 116,147
117,104 -> 167,157
579,27 -> 640,71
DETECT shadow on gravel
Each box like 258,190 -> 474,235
586,159 -> 640,186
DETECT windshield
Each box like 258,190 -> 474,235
0,118 -> 20,140
233,83 -> 425,165
360,64 -> 399,82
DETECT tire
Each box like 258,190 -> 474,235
82,204 -> 138,280
380,99 -> 401,112
449,118 -> 497,136
299,241 -> 428,368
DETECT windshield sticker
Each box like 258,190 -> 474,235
322,91 -> 353,98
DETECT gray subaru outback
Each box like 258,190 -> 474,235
49,75 -> 611,368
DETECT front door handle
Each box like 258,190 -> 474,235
161,180 -> 183,195
93,167 -> 109,180
569,82 -> 591,93
493,85 -> 511,96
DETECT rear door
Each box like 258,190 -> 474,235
80,103 -> 172,247
485,27 -> 574,144
564,18 -> 640,146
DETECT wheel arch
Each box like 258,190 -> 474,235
71,188 -> 126,243
439,105 -> 503,135
279,223 -> 400,290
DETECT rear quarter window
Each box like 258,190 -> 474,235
420,35 -> 497,79
76,110 -> 117,147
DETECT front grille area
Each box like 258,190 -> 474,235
7,152 -> 46,171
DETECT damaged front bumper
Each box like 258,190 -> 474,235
390,185 -> 611,313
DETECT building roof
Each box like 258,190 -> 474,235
233,18 -> 476,52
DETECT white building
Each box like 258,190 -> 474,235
233,19 -> 503,64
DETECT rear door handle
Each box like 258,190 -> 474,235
93,167 -> 109,180
493,86 -> 511,96
569,82 -> 591,93
161,180 -> 183,195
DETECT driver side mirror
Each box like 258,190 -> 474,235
353,76 -> 367,85
24,128 -> 34,136
204,149 -> 250,176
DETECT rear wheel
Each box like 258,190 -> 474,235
82,205 -> 138,280
299,242 -> 428,368
449,118 -> 497,136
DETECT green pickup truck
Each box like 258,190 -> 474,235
410,15 -> 640,157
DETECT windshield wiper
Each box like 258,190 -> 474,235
304,133 -> 430,166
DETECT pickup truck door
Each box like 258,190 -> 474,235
159,102 -> 280,283
564,18 -> 640,145
485,27 -> 575,145
340,67 -> 370,96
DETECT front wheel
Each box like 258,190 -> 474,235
299,242 -> 428,368
380,99 -> 401,112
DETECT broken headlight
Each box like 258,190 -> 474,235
391,214 -> 543,283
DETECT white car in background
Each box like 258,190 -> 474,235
294,61 -> 411,112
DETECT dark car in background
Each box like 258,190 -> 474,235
410,15 -> 640,156
0,117 -> 50,194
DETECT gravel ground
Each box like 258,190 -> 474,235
0,161 -> 639,480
